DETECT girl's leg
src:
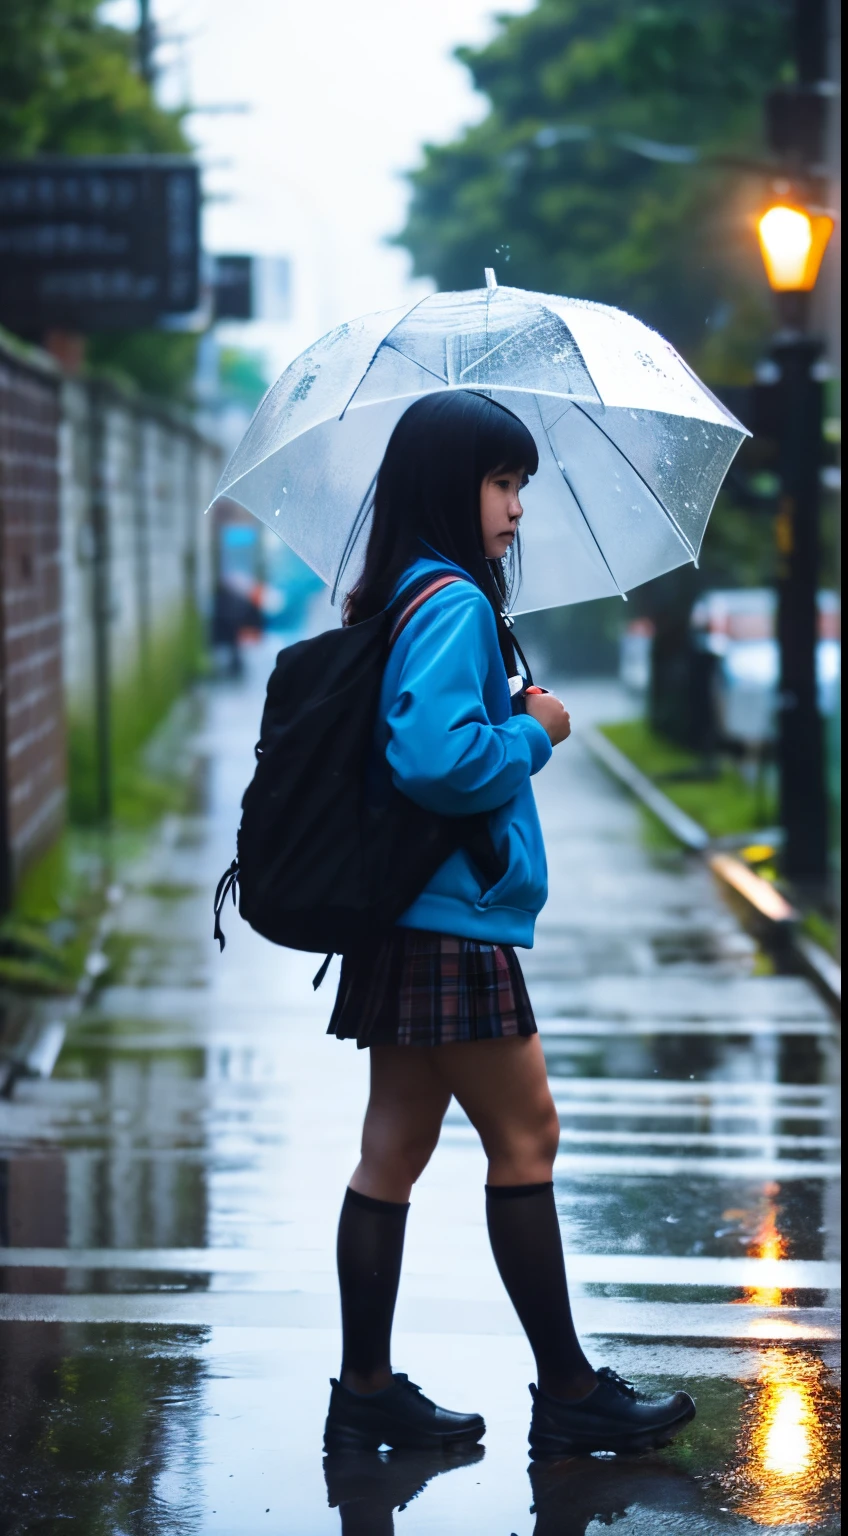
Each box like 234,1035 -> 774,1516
339,1046 -> 451,1393
350,1044 -> 452,1203
430,1034 -> 596,1401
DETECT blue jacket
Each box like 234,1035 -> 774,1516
376,555 -> 552,947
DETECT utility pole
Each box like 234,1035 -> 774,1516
138,0 -> 155,86
761,0 -> 834,889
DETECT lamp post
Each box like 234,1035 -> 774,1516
756,200 -> 834,888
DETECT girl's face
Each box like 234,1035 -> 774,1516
480,466 -> 527,560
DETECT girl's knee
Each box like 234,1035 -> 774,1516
485,1095 -> 560,1180
361,1122 -> 440,1188
401,1130 -> 441,1185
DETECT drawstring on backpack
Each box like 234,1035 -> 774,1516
213,859 -> 240,951
214,856 -> 332,984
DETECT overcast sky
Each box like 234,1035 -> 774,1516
106,0 -> 532,371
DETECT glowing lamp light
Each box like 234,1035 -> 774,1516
757,204 -> 834,293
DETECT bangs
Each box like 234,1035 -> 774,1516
471,394 -> 540,480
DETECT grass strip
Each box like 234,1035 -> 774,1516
597,720 -> 777,842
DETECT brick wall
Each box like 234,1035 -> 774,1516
0,344 -> 65,905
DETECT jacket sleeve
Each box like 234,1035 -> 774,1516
385,583 -> 552,816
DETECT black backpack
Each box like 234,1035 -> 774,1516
212,574 -> 507,982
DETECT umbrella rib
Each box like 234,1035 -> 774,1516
570,401 -> 697,562
380,340 -> 448,386
337,294 -> 436,421
538,410 -> 627,600
331,468 -> 378,603
458,315 -> 543,380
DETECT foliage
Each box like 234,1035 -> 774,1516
68,606 -> 206,826
0,833 -> 107,993
86,330 -> 201,402
397,0 -> 792,378
218,347 -> 271,411
0,0 -> 188,155
4,609 -> 206,993
0,0 -> 200,400
0,1329 -> 206,1535
599,718 -> 778,837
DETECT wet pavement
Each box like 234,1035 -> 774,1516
0,638 -> 840,1536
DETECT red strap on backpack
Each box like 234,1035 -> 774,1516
388,574 -> 463,648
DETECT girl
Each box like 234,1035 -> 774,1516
323,391 -> 694,1458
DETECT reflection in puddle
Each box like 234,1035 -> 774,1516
324,1444 -> 485,1536
0,1323 -> 208,1535
720,1185 -> 841,1528
729,1348 -> 839,1528
528,1454 -> 702,1534
761,1369 -> 813,1478
743,1182 -> 785,1308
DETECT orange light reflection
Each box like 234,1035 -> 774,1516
741,1182 -> 785,1308
725,1187 -> 839,1526
734,1348 -> 833,1528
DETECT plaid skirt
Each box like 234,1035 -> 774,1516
327,927 -> 538,1048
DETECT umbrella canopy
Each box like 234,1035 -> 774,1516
208,280 -> 749,615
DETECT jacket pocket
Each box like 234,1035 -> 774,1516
475,809 -> 547,916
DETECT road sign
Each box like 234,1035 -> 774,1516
0,157 -> 200,333
213,255 -> 253,321
212,254 -> 291,322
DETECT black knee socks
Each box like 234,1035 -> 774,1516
337,1186 -> 409,1389
485,1181 -> 596,1401
336,1182 -> 593,1402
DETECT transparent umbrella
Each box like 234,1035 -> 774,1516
207,276 -> 749,614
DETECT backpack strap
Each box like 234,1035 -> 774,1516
388,574 -> 533,691
388,574 -> 464,649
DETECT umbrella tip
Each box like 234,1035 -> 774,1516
484,267 -> 498,290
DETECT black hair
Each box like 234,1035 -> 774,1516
343,390 -> 538,650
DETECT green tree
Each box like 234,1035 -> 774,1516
397,0 -> 792,379
0,0 -> 187,155
0,0 -> 199,400
398,0 -> 800,724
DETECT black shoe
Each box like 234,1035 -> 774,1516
325,1443 -> 485,1534
528,1367 -> 696,1458
324,1373 -> 486,1452
528,1454 -> 703,1535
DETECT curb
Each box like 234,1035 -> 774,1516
0,888 -> 121,1099
581,724 -> 841,1017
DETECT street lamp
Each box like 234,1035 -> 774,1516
756,195 -> 834,889
757,203 -> 834,294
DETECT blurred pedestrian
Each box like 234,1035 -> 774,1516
323,392 -> 695,1458
211,573 -> 263,677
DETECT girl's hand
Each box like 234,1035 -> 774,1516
525,691 -> 571,746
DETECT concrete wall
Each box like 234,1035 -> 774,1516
57,372 -> 219,823
0,330 -> 220,901
59,380 -> 219,723
0,345 -> 65,906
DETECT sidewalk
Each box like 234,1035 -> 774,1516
0,644 -> 840,1536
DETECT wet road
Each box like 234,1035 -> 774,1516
0,640 -> 840,1535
